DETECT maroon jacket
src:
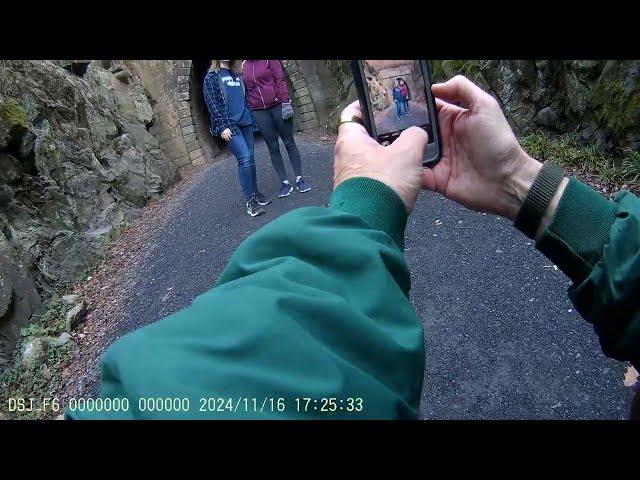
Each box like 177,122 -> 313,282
242,60 -> 290,110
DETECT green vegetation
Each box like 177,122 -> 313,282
590,76 -> 640,133
429,60 -> 484,84
0,294 -> 78,420
1,97 -> 28,127
520,131 -> 640,193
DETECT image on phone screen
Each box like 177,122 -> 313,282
362,60 -> 433,145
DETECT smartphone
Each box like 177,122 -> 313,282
351,60 -> 441,166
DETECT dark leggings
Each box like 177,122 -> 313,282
252,104 -> 302,181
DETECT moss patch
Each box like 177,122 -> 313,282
429,60 -> 484,83
1,98 -> 28,128
589,62 -> 640,133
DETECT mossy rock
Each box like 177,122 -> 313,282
1,98 -> 28,128
590,62 -> 640,132
430,60 -> 484,83
0,98 -> 29,148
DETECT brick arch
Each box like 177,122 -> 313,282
170,60 -> 320,169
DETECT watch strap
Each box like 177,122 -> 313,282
514,161 -> 565,238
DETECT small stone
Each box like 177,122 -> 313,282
65,301 -> 87,331
62,294 -> 80,305
21,337 -> 49,370
536,106 -> 562,130
52,332 -> 72,347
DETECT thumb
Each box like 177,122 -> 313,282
388,126 -> 428,162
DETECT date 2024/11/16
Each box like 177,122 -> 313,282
7,397 -> 366,415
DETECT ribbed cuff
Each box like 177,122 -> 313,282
329,177 -> 408,250
536,179 -> 617,284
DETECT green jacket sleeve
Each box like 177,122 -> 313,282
536,179 -> 640,369
67,178 -> 424,419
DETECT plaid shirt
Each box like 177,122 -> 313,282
203,70 -> 240,137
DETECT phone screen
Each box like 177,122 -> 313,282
360,60 -> 434,145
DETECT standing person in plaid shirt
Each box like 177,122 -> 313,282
203,60 -> 271,217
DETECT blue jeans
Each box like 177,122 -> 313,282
395,101 -> 403,118
227,125 -> 257,201
403,99 -> 410,113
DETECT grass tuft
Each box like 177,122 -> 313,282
520,131 -> 640,193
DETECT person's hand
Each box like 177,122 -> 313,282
334,101 -> 428,213
220,128 -> 233,142
423,75 -> 543,221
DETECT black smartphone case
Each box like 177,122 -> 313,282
350,60 -> 442,165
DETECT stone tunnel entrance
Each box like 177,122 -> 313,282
190,59 -> 220,161
187,60 -> 322,167
133,60 -> 330,172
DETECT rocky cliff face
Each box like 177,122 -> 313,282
433,60 -> 640,154
0,60 -> 180,369
362,62 -> 390,112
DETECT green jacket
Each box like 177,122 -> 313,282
67,177 -> 640,419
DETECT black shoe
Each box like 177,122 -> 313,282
246,196 -> 266,217
255,191 -> 271,206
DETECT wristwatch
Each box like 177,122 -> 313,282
514,160 -> 565,239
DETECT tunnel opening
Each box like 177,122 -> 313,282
187,59 -> 316,165
190,59 -> 223,161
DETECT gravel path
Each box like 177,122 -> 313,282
76,134 -> 634,418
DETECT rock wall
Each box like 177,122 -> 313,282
292,60 -> 338,130
432,60 -> 640,154
124,60 -> 213,168
0,60 -> 181,368
362,62 -> 391,112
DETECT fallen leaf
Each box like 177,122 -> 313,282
623,365 -> 639,387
